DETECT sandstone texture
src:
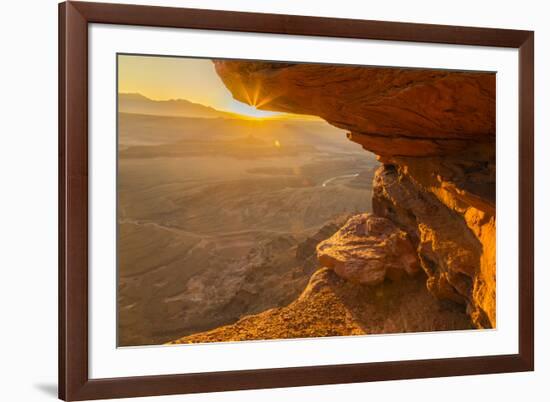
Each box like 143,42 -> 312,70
213,61 -> 495,157
212,61 -> 496,330
316,214 -> 420,285
170,267 -> 472,344
373,164 -> 495,327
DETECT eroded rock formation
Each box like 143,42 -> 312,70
213,61 -> 495,158
317,214 -> 420,285
212,61 -> 496,329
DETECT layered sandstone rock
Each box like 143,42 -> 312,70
316,214 -> 420,285
372,164 -> 495,327
213,61 -> 495,157
213,61 -> 496,329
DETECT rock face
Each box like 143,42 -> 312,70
213,61 -> 495,157
373,163 -> 495,327
213,61 -> 496,329
316,214 -> 420,285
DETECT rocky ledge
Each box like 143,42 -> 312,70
170,267 -> 472,344
213,61 -> 495,158
212,61 -> 496,329
170,61 -> 496,343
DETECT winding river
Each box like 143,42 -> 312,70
321,173 -> 359,187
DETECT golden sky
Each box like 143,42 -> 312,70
118,54 -> 282,118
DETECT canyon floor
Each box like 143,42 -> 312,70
117,113 -> 380,346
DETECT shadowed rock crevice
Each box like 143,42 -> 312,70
372,165 -> 491,326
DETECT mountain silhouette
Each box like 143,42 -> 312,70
118,93 -> 239,119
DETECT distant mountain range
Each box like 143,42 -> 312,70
118,93 -> 241,119
118,93 -> 321,121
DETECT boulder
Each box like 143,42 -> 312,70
316,214 -> 420,285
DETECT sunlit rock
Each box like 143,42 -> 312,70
213,60 -> 496,329
316,214 -> 420,285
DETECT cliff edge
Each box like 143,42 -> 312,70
170,61 -> 496,344
213,61 -> 495,328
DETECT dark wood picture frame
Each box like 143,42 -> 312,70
59,1 -> 534,400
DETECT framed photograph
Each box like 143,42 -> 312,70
59,1 -> 534,400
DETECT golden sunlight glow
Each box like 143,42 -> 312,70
118,54 -> 321,121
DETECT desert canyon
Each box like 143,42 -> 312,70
172,61 -> 495,343
118,60 -> 495,346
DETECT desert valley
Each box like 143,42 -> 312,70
117,93 -> 378,345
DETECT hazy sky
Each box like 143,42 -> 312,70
118,55 -> 281,118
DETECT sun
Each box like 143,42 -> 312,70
226,98 -> 284,119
